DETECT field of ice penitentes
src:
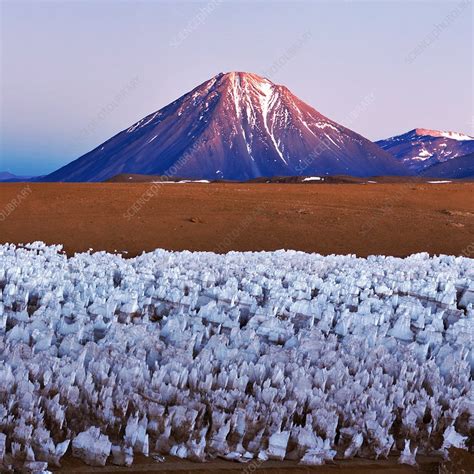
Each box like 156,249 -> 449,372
0,243 -> 472,471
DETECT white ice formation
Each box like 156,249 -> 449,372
0,242 -> 472,470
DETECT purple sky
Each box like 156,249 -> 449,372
1,0 -> 472,175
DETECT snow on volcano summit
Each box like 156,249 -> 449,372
0,243 -> 472,470
43,72 -> 406,182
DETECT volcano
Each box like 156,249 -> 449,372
44,72 -> 407,181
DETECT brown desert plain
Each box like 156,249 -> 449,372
1,181 -> 473,474
0,181 -> 473,258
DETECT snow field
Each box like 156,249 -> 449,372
0,242 -> 472,470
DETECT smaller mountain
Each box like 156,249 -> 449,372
0,172 -> 34,182
420,152 -> 474,179
0,171 -> 19,181
376,128 -> 474,173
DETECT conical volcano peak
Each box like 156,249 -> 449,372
183,72 -> 279,110
212,71 -> 293,98
221,71 -> 273,84
44,73 -> 407,182
218,71 -> 277,98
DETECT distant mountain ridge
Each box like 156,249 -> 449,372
376,128 -> 474,173
0,172 -> 34,182
42,72 -> 407,182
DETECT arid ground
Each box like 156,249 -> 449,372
51,450 -> 472,473
1,182 -> 473,257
